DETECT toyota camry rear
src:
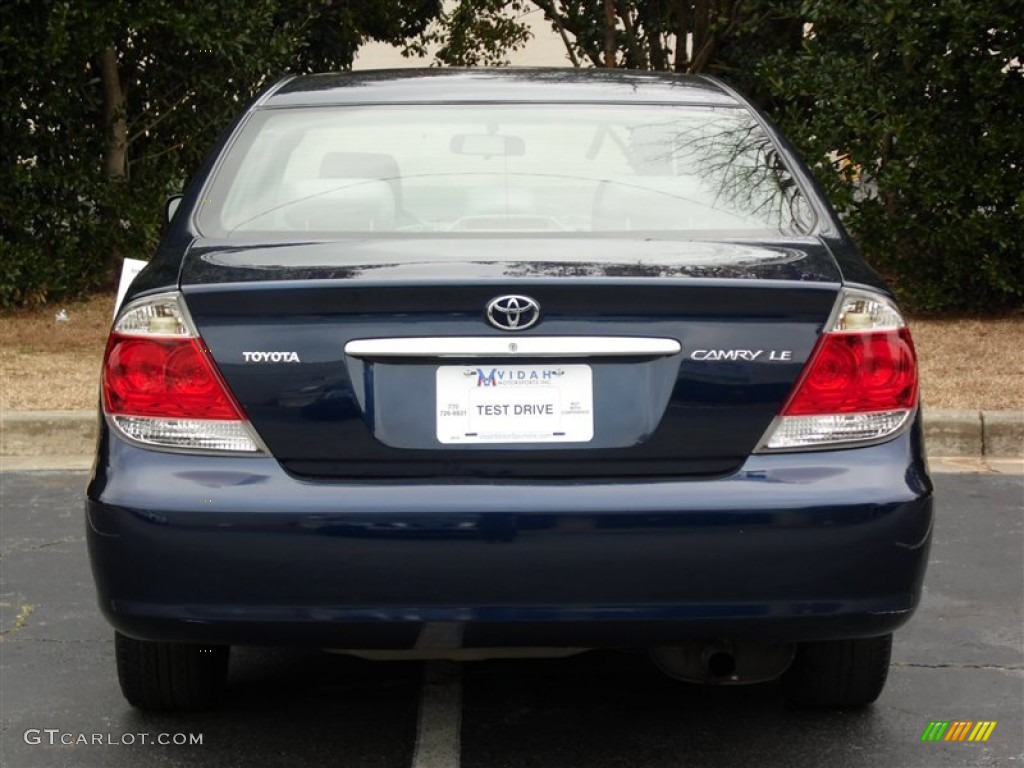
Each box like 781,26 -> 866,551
85,69 -> 932,712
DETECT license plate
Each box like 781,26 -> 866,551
436,364 -> 593,444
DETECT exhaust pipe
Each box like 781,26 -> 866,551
651,639 -> 794,685
705,648 -> 737,679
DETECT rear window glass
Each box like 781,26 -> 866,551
198,104 -> 814,237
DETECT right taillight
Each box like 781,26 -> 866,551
758,288 -> 919,451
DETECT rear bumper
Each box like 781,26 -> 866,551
86,420 -> 933,648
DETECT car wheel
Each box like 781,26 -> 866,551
115,632 -> 229,711
784,634 -> 892,708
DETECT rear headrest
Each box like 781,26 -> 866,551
280,179 -> 396,231
320,152 -> 400,182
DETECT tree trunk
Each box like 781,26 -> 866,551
604,0 -> 616,67
99,46 -> 127,180
615,0 -> 645,68
98,45 -> 127,284
693,0 -> 710,66
673,0 -> 690,72
646,0 -> 666,70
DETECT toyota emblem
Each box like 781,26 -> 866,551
485,295 -> 541,331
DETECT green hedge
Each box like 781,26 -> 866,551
748,0 -> 1024,313
2,1 -> 1021,313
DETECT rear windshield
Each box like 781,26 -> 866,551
198,104 -> 814,238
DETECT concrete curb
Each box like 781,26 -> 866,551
2,411 -> 98,460
1,408 -> 1022,464
918,409 -> 1024,459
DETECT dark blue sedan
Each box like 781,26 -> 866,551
86,69 -> 932,711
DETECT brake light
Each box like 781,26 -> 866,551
104,336 -> 242,419
759,289 -> 919,451
782,329 -> 917,415
102,292 -> 264,453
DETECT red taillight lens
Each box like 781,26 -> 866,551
782,329 -> 917,416
103,334 -> 242,420
760,289 -> 920,452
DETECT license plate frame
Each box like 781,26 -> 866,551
436,364 -> 594,444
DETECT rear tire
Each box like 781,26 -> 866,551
115,632 -> 229,711
784,634 -> 892,708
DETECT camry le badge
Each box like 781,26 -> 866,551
486,295 -> 540,331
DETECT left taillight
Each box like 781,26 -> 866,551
102,292 -> 265,454
757,288 -> 919,452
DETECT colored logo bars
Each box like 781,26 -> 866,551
921,721 -> 997,742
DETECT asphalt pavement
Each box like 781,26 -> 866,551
1,470 -> 1021,768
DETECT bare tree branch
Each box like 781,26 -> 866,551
532,0 -> 580,66
128,89 -> 194,144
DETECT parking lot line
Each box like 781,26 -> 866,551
412,661 -> 463,768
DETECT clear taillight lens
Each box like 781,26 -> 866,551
758,288 -> 919,451
102,292 -> 264,454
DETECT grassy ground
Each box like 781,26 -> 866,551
1,292 -> 1022,411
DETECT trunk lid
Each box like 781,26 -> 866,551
181,237 -> 841,478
